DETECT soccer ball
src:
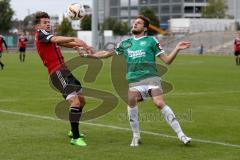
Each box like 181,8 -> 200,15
67,3 -> 86,20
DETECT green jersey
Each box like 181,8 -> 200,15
115,36 -> 165,83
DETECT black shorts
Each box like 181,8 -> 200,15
19,47 -> 26,52
234,51 -> 240,56
50,69 -> 82,99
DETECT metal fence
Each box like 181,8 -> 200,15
1,34 -> 35,51
1,30 -> 238,55
102,31 -> 238,55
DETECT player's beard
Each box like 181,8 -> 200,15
131,29 -> 143,35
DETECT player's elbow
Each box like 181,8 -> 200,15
163,59 -> 172,65
50,36 -> 58,43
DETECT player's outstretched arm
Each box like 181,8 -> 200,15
50,36 -> 75,44
159,41 -> 190,65
60,41 -> 83,48
60,38 -> 89,48
76,47 -> 114,58
51,36 -> 89,49
53,36 -> 95,54
3,39 -> 8,52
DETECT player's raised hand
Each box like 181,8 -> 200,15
75,47 -> 88,57
73,38 -> 95,54
176,41 -> 191,50
86,46 -> 95,55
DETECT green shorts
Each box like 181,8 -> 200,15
0,52 -> 2,58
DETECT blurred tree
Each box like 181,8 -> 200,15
102,17 -> 118,31
58,17 -> 76,36
12,19 -> 24,31
23,15 -> 33,27
102,17 -> 129,35
23,14 -> 34,32
202,0 -> 228,18
140,7 -> 160,35
0,0 -> 14,33
113,21 -> 129,35
81,15 -> 91,30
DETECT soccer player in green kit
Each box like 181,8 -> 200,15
76,15 -> 191,147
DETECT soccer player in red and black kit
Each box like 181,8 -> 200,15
18,34 -> 28,62
234,32 -> 240,65
34,11 -> 93,146
0,35 -> 8,70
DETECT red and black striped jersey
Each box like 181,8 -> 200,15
35,29 -> 65,75
234,37 -> 240,51
18,36 -> 28,48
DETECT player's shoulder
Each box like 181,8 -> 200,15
146,36 -> 159,43
122,37 -> 133,42
38,29 -> 51,36
137,36 -> 159,44
117,37 -> 133,46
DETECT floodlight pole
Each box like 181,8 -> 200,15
92,0 -> 99,49
235,0 -> 239,22
128,0 -> 131,27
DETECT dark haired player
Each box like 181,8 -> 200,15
34,11 -> 93,147
0,35 -> 8,70
234,32 -> 240,65
18,34 -> 28,62
77,15 -> 191,147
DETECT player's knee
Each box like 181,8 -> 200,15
128,97 -> 137,106
71,101 -> 81,107
128,94 -> 139,106
154,100 -> 165,109
78,95 -> 86,107
69,96 -> 81,107
80,98 -> 86,107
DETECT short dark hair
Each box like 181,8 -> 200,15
136,15 -> 150,28
33,11 -> 50,25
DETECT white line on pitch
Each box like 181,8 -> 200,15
0,109 -> 239,149
0,91 -> 239,102
170,91 -> 240,96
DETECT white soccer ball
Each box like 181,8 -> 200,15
67,3 -> 86,20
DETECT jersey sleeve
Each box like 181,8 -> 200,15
2,39 -> 8,49
114,41 -> 124,55
38,30 -> 54,43
152,37 -> 165,56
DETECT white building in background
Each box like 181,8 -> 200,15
227,0 -> 240,22
50,15 -> 60,34
97,0 -> 208,27
50,15 -> 60,26
170,18 -> 236,33
97,0 -> 240,27
183,0 -> 208,18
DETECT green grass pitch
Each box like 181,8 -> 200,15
0,52 -> 239,160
